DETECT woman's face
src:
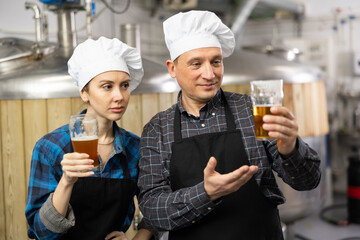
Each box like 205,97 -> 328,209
80,71 -> 131,122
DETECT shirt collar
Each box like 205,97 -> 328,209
176,89 -> 222,118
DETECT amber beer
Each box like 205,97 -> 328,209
71,136 -> 99,168
253,105 -> 274,141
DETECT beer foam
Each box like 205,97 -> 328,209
71,136 -> 98,141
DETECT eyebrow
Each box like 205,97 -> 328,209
186,54 -> 223,64
98,79 -> 130,83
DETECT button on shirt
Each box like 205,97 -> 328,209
138,90 -> 321,230
25,120 -> 140,239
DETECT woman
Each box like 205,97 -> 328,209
25,37 -> 153,240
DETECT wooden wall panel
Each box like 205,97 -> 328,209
0,102 -> 6,240
141,94 -> 159,127
46,98 -> 72,132
159,92 -> 175,112
0,100 -> 27,240
121,95 -> 143,136
22,100 -> 48,187
70,97 -> 85,115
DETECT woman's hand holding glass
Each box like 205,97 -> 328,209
60,152 -> 95,185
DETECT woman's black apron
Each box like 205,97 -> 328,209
63,155 -> 135,240
169,90 -> 283,240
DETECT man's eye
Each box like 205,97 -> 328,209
192,62 -> 200,67
213,60 -> 222,65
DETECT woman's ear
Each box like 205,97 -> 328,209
166,60 -> 176,78
80,89 -> 89,103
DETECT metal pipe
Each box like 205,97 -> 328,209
231,0 -> 259,37
57,9 -> 77,57
85,0 -> 93,39
25,2 -> 43,42
260,0 -> 304,16
120,24 -> 141,51
231,0 -> 305,38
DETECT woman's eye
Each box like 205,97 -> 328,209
122,82 -> 130,89
103,84 -> 112,90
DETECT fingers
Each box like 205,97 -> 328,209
105,231 -> 127,240
269,106 -> 295,120
204,160 -> 258,201
262,106 -> 298,138
204,156 -> 217,177
226,165 -> 258,186
61,153 -> 95,178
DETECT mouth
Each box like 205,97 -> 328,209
199,82 -> 217,89
110,106 -> 125,113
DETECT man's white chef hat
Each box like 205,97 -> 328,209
68,36 -> 144,92
163,10 -> 235,61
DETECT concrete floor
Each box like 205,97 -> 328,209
292,193 -> 360,240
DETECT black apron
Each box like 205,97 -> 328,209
169,90 -> 283,240
63,155 -> 135,240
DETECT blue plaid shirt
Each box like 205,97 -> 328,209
25,116 -> 140,239
138,90 -> 321,230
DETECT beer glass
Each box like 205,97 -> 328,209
250,79 -> 283,141
69,114 -> 99,169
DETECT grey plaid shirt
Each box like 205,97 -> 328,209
138,89 -> 321,231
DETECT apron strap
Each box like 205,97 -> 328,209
119,155 -> 131,179
220,89 -> 236,132
174,89 -> 236,142
174,105 -> 182,142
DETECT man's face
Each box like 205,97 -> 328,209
167,47 -> 224,108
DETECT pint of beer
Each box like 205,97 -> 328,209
69,114 -> 99,169
250,80 -> 283,141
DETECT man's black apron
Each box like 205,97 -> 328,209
169,90 -> 283,240
63,155 -> 135,240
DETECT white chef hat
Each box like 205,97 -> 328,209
163,10 -> 235,61
68,36 -> 143,92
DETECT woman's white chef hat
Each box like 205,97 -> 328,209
68,36 -> 144,92
163,10 -> 235,61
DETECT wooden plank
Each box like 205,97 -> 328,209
47,98 -> 72,132
71,97 -> 85,115
142,94 -> 159,128
315,81 -> 329,135
1,100 -> 27,240
0,101 -> 6,240
120,95 -> 143,136
221,85 -> 238,93
22,100 -> 48,188
159,93 -> 175,112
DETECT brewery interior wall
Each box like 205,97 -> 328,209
1,0 -> 360,239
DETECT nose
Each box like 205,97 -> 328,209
202,62 -> 215,80
113,87 -> 123,102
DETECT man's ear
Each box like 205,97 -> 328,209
166,60 -> 176,78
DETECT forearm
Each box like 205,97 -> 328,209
52,176 -> 74,216
132,229 -> 152,240
271,137 -> 321,190
139,182 -> 216,230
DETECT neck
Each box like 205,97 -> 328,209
181,96 -> 206,117
86,108 -> 114,143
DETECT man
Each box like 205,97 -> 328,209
138,10 -> 321,240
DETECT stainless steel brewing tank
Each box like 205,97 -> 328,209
0,37 -> 178,100
222,50 -> 323,85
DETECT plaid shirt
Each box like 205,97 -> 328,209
138,90 -> 321,230
25,116 -> 140,239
